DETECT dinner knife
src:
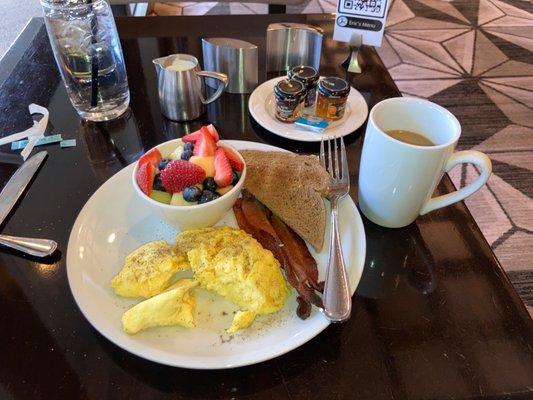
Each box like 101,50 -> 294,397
0,151 -> 57,257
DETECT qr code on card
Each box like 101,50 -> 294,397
338,0 -> 388,18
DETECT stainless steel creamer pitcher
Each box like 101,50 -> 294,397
153,54 -> 228,121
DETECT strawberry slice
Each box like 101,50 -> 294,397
136,162 -> 156,196
214,147 -> 233,188
223,147 -> 244,172
193,131 -> 217,157
138,148 -> 162,168
182,124 -> 219,143
181,130 -> 202,143
160,160 -> 206,193
205,124 -> 220,142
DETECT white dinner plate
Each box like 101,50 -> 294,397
249,76 -> 369,142
67,140 -> 366,369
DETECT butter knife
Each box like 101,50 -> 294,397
0,151 -> 57,257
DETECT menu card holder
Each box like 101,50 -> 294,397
344,33 -> 362,74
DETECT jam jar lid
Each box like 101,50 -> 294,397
288,66 -> 319,85
318,77 -> 350,98
274,79 -> 305,100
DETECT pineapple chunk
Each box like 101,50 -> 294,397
171,192 -> 194,206
189,156 -> 215,177
217,185 -> 233,196
169,145 -> 184,160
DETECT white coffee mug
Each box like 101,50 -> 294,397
358,97 -> 492,228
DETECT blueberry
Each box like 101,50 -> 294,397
158,158 -> 171,170
181,149 -> 193,160
153,174 -> 166,191
203,177 -> 217,192
184,142 -> 194,152
231,171 -> 239,186
198,190 -> 220,204
183,186 -> 202,202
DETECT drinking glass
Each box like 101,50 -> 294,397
41,0 -> 129,121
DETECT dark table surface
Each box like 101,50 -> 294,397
0,14 -> 532,400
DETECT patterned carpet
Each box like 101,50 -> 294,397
377,0 -> 533,317
155,0 -> 533,315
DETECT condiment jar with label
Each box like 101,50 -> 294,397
274,79 -> 305,123
315,77 -> 350,120
288,65 -> 319,108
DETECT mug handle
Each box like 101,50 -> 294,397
420,150 -> 492,215
196,71 -> 229,105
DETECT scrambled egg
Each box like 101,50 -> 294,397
110,240 -> 186,298
122,279 -> 197,334
175,226 -> 290,332
228,310 -> 257,333
111,227 -> 289,334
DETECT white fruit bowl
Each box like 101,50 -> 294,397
132,139 -> 246,230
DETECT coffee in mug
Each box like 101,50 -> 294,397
385,130 -> 434,147
358,97 -> 492,228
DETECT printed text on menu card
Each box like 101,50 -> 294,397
333,0 -> 391,46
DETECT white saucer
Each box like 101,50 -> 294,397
249,76 -> 369,142
67,140 -> 366,369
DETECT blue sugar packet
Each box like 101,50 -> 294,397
60,139 -> 77,148
11,134 -> 63,150
295,116 -> 329,132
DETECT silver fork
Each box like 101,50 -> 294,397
320,135 -> 351,322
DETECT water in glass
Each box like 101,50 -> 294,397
41,0 -> 129,121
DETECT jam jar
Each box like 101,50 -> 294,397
288,65 -> 319,107
315,77 -> 350,120
274,79 -> 305,123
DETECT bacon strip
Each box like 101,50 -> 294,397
270,214 -> 320,291
239,195 -> 286,265
234,191 -> 323,319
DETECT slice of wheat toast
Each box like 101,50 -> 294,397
240,150 -> 329,251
